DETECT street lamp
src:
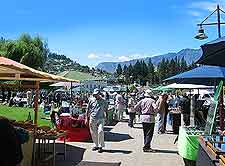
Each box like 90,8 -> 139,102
195,4 -> 225,40
194,26 -> 208,40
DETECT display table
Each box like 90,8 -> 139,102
33,132 -> 67,166
196,135 -> 225,166
58,115 -> 91,142
178,127 -> 203,162
196,137 -> 219,166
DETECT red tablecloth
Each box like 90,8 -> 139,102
57,115 -> 91,142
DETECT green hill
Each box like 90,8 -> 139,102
58,70 -> 102,81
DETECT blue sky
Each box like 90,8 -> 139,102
1,0 -> 225,66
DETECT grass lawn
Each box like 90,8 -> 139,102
58,70 -> 101,80
0,104 -> 51,127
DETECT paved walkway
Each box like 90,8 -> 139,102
56,118 -> 184,166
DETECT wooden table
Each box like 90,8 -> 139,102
33,132 -> 67,166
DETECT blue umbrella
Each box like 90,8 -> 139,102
164,65 -> 225,85
197,37 -> 225,67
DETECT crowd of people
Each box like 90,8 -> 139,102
85,88 -> 211,153
0,86 -> 212,165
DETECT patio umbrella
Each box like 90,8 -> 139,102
163,83 -> 212,89
152,85 -> 172,92
164,65 -> 225,86
197,37 -> 225,67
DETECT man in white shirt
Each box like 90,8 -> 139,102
134,89 -> 158,152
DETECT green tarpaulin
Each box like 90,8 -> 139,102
178,127 -> 200,161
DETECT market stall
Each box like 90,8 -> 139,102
57,113 -> 91,142
0,56 -> 78,166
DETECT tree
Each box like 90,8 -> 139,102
123,65 -> 129,82
169,58 -> 176,77
180,56 -> 188,72
133,60 -> 142,83
157,58 -> 167,82
1,33 -> 49,69
116,64 -> 123,76
128,64 -> 134,83
147,58 -> 155,84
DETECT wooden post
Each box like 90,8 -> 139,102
34,81 -> 40,125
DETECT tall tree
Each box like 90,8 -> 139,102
123,65 -> 129,82
147,58 -> 155,84
1,33 -> 49,69
180,56 -> 188,72
133,60 -> 142,83
116,64 -> 123,76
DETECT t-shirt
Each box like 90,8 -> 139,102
134,97 -> 158,123
87,98 -> 107,120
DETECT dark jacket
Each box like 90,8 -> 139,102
0,118 -> 23,166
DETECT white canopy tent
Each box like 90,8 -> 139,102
50,82 -> 81,88
163,83 -> 213,89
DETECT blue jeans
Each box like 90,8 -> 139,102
158,112 -> 165,133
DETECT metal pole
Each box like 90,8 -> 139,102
70,81 -> 72,103
190,89 -> 195,126
217,5 -> 222,38
217,4 -> 224,131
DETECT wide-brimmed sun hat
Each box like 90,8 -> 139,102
93,89 -> 101,95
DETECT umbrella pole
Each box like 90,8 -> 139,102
219,87 -> 224,131
190,89 -> 195,126
34,81 -> 40,125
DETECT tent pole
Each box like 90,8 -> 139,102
34,81 -> 40,125
70,81 -> 72,103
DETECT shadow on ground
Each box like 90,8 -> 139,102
102,149 -> 132,154
133,126 -> 143,129
77,161 -> 121,166
154,149 -> 178,154
104,126 -> 114,132
105,132 -> 134,142
55,143 -> 86,166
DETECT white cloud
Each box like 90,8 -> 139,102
189,1 -> 225,12
116,54 -> 146,62
189,1 -> 217,12
188,10 -> 202,17
88,53 -> 99,59
118,56 -> 131,61
103,53 -> 114,58
130,53 -> 144,59
87,52 -> 147,62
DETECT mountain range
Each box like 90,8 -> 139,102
96,48 -> 202,73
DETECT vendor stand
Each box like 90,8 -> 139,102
0,56 -> 78,166
33,129 -> 67,166
58,112 -> 91,142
